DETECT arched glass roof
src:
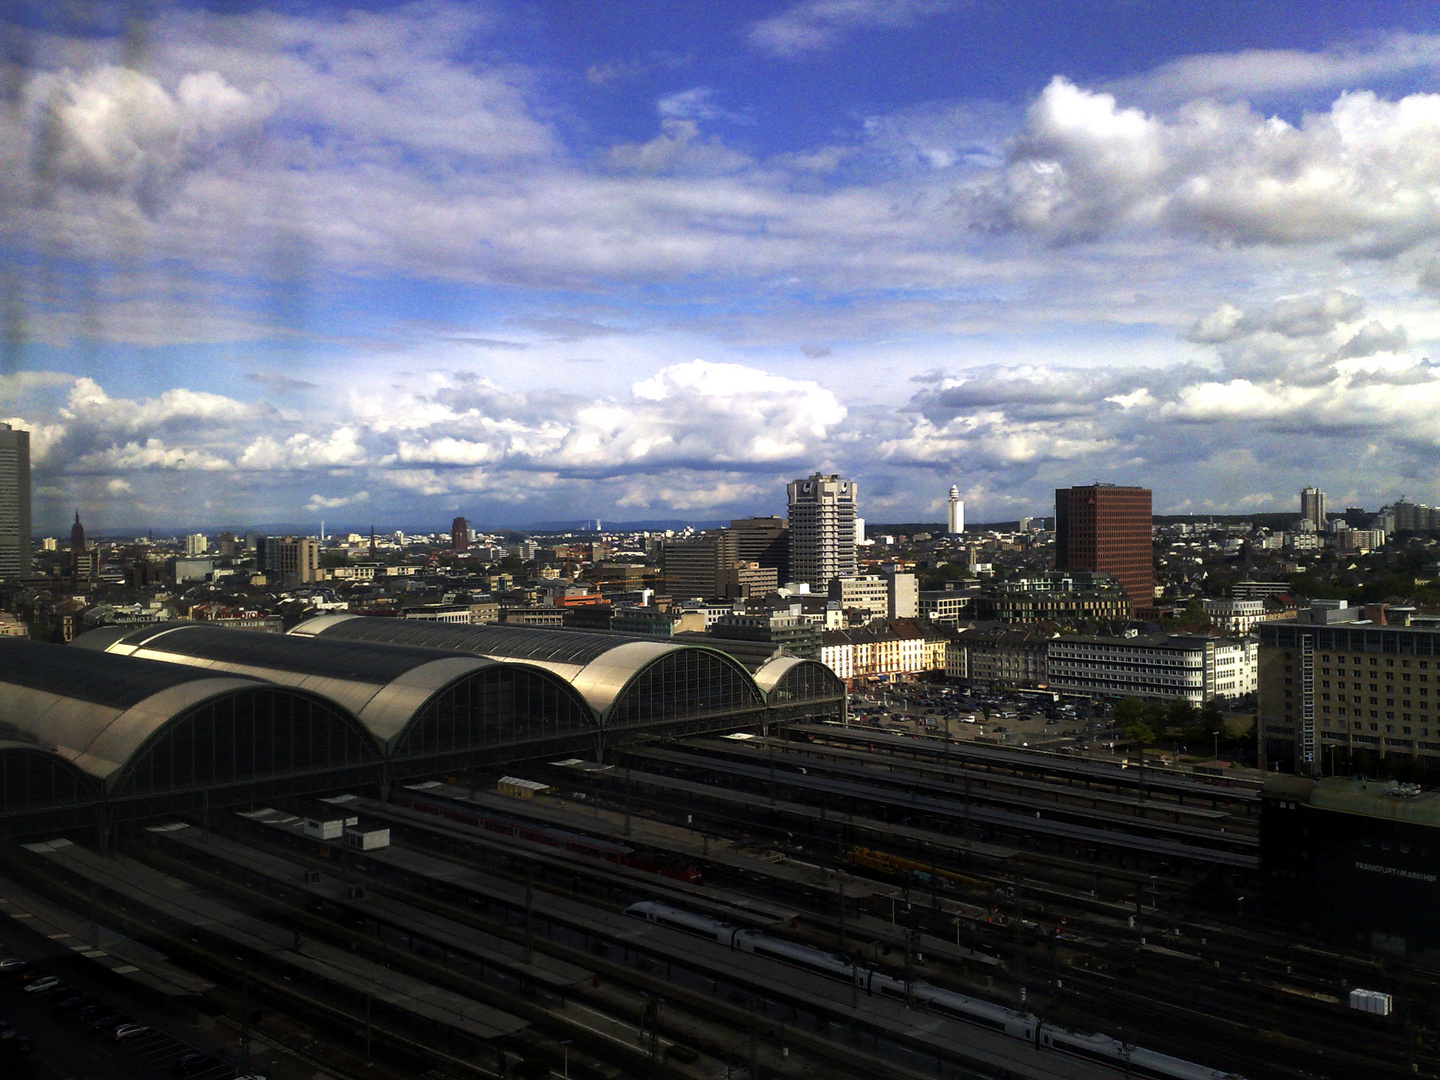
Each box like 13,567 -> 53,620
77,623 -> 597,750
292,615 -> 764,721
753,655 -> 846,707
0,739 -> 102,812
0,638 -> 330,786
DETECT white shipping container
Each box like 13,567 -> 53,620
345,826 -> 391,851
1348,988 -> 1393,1016
303,817 -> 346,841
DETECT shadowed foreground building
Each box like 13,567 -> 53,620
1263,773 -> 1440,962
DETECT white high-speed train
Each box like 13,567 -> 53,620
624,901 -> 1245,1080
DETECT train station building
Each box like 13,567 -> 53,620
0,617 -> 845,838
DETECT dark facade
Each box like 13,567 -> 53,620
451,516 -> 469,552
1054,484 -> 1153,612
662,530 -> 740,600
0,424 -> 29,582
1262,774 -> 1440,962
730,516 -> 790,585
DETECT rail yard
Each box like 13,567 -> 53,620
0,718 -> 1436,1079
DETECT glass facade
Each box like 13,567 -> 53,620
397,666 -> 597,759
608,650 -> 763,731
115,687 -> 378,797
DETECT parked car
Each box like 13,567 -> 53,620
112,1023 -> 151,1041
0,958 -> 28,975
23,976 -> 59,994
175,1052 -> 217,1075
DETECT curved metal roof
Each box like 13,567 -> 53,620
77,623 -> 577,749
753,655 -> 807,695
0,638 -> 282,785
753,655 -> 846,707
292,615 -> 762,719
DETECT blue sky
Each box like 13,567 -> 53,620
4,1 -> 1440,533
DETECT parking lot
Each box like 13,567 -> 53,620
845,681 -> 1121,755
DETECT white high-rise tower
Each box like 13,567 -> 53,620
946,485 -> 964,535
787,472 -> 857,589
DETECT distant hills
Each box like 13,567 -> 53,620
63,511 -> 1301,543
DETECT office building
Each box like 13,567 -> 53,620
0,424 -> 30,581
1054,484 -> 1153,610
787,473 -> 857,590
828,575 -> 889,620
884,570 -> 919,619
1047,633 -> 1256,703
261,536 -> 321,586
662,530 -> 740,600
451,516 -> 469,552
918,590 -> 974,625
730,516 -> 790,584
1300,486 -> 1326,532
949,627 -> 1052,687
1258,615 -> 1440,776
946,485 -> 964,535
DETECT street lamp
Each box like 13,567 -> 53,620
560,1039 -> 571,1078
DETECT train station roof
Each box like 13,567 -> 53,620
0,637 -> 288,783
75,622 -> 597,749
291,615 -> 762,721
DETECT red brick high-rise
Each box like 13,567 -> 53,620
1054,484 -> 1153,612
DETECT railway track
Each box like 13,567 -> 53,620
500,744 -> 1433,1080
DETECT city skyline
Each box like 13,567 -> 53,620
4,3 -> 1440,533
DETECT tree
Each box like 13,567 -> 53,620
1165,698 -> 1196,730
1198,700 -> 1225,738
1113,697 -> 1162,745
